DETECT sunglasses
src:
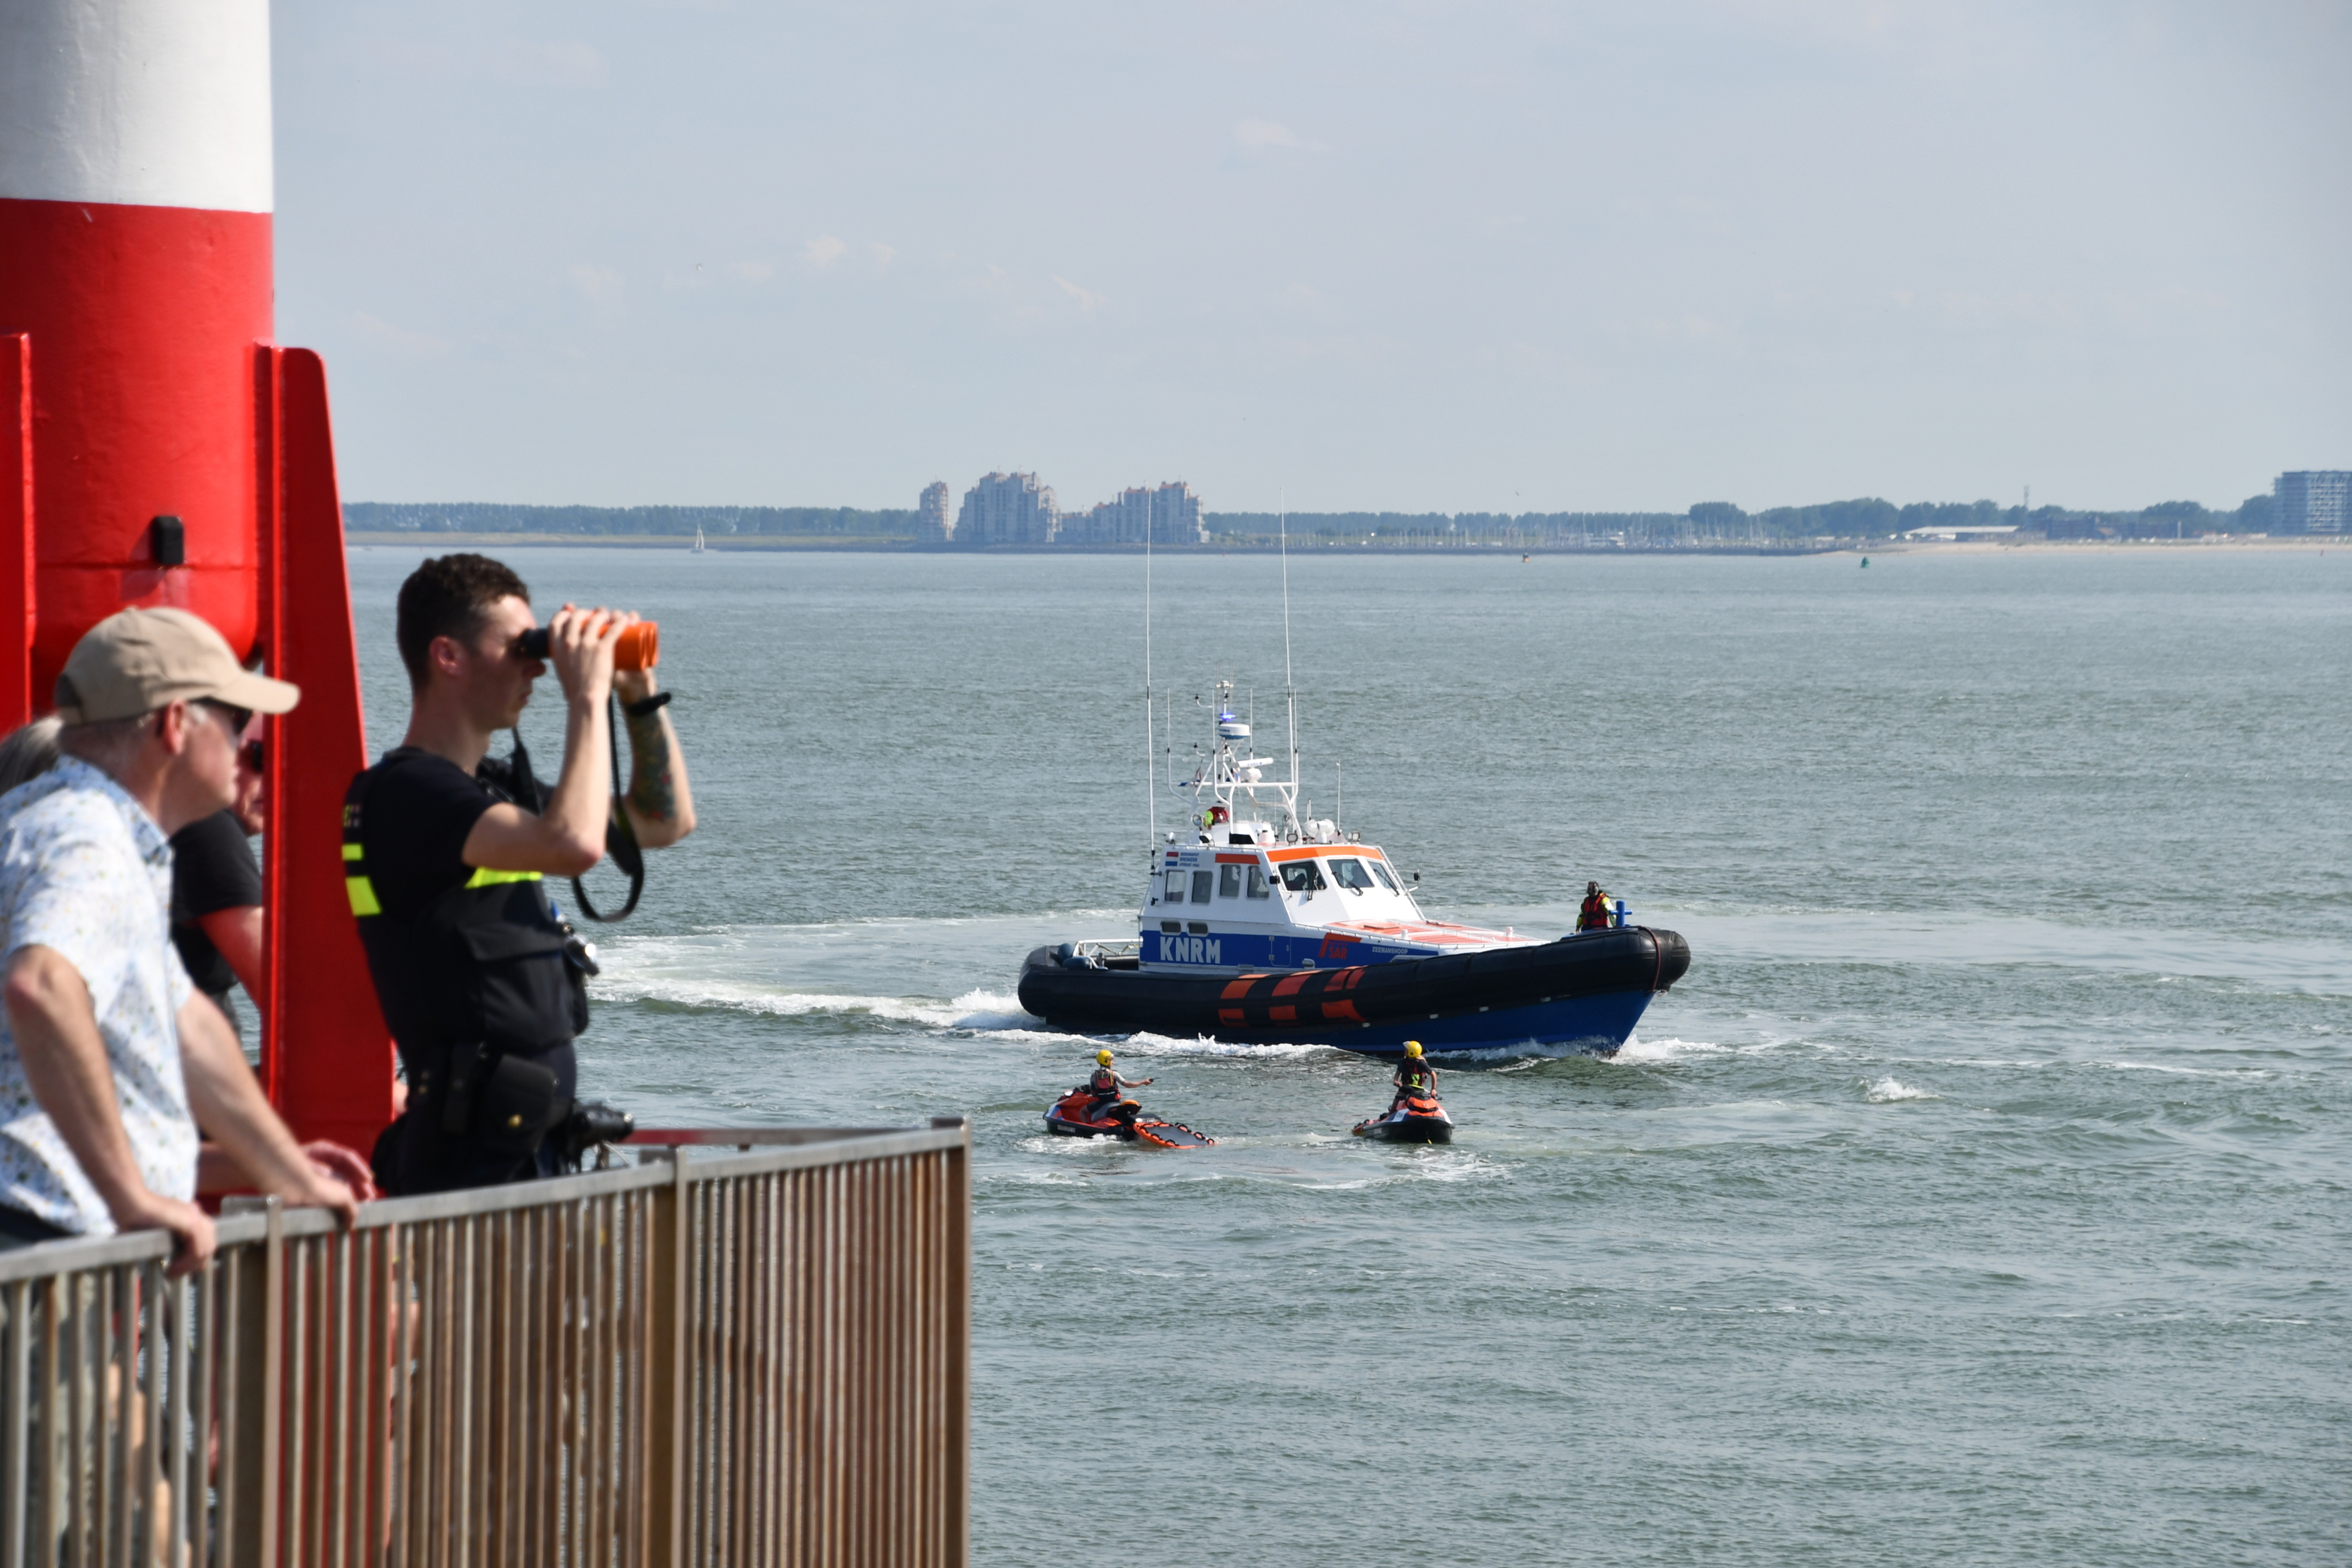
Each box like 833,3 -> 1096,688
201,701 -> 254,736
240,740 -> 264,774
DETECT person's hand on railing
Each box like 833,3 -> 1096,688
300,1140 -> 378,1206
280,1154 -> 363,1227
115,1189 -> 216,1279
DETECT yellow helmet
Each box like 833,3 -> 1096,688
1095,1049 -> 1114,1066
1404,1041 -> 1423,1058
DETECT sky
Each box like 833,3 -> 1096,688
272,1 -> 2352,516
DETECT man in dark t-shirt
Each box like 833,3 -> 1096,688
171,729 -> 267,1027
169,808 -> 262,1022
350,554 -> 694,1196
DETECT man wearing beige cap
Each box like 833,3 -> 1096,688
0,608 -> 364,1275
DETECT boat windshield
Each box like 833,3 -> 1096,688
1368,860 -> 1399,892
1279,861 -> 1327,893
1327,857 -> 1377,892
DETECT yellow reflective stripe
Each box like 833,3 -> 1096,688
345,875 -> 380,917
342,841 -> 364,861
464,867 -> 543,888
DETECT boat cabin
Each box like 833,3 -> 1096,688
1131,681 -> 1534,975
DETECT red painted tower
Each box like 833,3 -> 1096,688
1,0 -> 394,1152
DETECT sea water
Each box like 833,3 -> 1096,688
345,545 -> 2349,1566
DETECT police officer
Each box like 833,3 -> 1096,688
344,556 -> 696,1195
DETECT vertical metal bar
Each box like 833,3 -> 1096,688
285,1235 -> 311,1568
386,1224 -> 413,1568
213,1249 -> 243,1567
595,1193 -> 617,1568
66,1275 -> 85,1568
111,1268 -> 135,1568
0,1278 -> 25,1568
456,1215 -> 479,1568
165,1274 -> 191,1563
642,1156 -> 687,1568
495,1209 -> 515,1568
583,1194 -> 600,1568
525,1206 -> 547,1566
428,1218 -> 456,1568
191,1253 -> 217,1568
562,1200 -> 581,1568
137,1263 -> 164,1568
613,1195 -> 638,1568
944,1126 -> 971,1567
355,1229 -> 382,1568
327,1229 -> 352,1568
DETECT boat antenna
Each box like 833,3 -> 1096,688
1144,496 -> 1155,850
1279,488 -> 1298,828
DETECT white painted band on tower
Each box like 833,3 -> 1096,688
0,0 -> 273,212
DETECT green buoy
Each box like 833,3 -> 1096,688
1860,556 -> 1870,568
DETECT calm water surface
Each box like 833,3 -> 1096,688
346,546 -> 2349,1566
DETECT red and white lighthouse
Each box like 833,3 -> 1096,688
1,0 -> 394,1149
0,0 -> 276,698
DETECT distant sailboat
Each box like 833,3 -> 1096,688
691,525 -> 706,554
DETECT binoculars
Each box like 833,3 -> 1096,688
515,620 -> 660,671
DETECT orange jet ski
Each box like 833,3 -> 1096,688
1352,1093 -> 1454,1145
1044,1087 -> 1215,1148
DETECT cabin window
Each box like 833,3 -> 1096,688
1247,866 -> 1271,899
1279,861 -> 1327,894
1328,857 -> 1376,892
1369,860 -> 1400,892
1219,864 -> 1242,898
1191,869 -> 1215,904
1163,870 -> 1185,902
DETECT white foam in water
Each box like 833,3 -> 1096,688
590,971 -> 1051,1036
1615,1033 -> 1732,1062
1114,1031 -> 1325,1061
1864,1076 -> 1939,1103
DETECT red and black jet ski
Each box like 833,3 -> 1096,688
1044,1088 -> 1215,1148
1352,1094 -> 1454,1145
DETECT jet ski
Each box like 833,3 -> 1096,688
1352,1094 -> 1454,1145
1044,1087 -> 1215,1148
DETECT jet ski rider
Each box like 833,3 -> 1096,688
1086,1049 -> 1151,1121
1392,1040 -> 1439,1110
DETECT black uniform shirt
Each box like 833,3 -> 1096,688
358,750 -> 502,922
169,809 -> 262,999
359,749 -> 553,920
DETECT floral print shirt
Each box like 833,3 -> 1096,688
0,757 -> 196,1233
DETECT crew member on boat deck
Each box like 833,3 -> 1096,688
1578,881 -> 1612,932
1085,1048 -> 1150,1115
1392,1040 -> 1439,1108
0,610 -> 364,1266
346,556 -> 696,1198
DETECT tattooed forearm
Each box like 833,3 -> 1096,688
624,711 -> 678,823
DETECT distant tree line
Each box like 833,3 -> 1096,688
343,502 -> 917,536
346,493 -> 2283,544
1207,494 -> 2281,543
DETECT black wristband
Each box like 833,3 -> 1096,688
622,691 -> 673,720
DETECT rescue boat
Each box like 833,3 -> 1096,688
1016,681 -> 1690,1058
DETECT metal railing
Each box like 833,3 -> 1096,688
0,1120 -> 970,1567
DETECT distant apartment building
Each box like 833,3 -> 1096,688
917,481 -> 952,544
954,472 -> 1058,545
1060,481 -> 1208,546
2274,471 -> 2349,536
